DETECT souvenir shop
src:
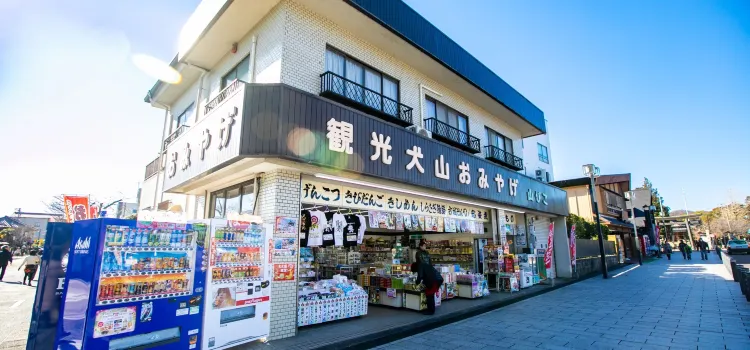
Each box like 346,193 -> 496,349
295,176 -> 556,326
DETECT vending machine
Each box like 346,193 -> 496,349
193,218 -> 272,350
55,219 -> 207,350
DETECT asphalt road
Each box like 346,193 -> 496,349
726,250 -> 750,266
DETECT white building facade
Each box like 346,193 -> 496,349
139,0 -> 569,343
521,120 -> 554,183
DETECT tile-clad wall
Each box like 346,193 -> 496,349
257,169 -> 301,340
280,0 -> 524,165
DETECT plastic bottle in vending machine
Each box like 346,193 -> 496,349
127,229 -> 136,247
113,229 -> 123,246
105,227 -> 115,246
180,231 -> 187,248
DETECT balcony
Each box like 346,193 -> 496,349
164,125 -> 189,150
423,118 -> 480,154
144,155 -> 163,180
484,145 -> 523,171
205,79 -> 242,115
319,71 -> 413,127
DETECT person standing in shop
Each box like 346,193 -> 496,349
411,261 -> 442,315
18,250 -> 41,286
415,240 -> 431,265
0,245 -> 12,281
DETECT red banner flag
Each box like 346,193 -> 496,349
63,195 -> 90,223
544,222 -> 555,269
90,205 -> 100,219
569,224 -> 577,267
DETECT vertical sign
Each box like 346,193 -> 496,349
544,222 -> 555,269
63,196 -> 90,223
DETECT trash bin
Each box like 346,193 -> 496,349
731,261 -> 739,282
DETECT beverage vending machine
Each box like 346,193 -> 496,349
55,219 -> 208,350
191,218 -> 272,350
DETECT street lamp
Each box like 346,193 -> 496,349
624,191 -> 643,265
583,164 -> 608,279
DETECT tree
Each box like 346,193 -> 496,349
44,195 -> 67,216
0,226 -> 37,247
566,214 -> 610,240
698,202 -> 750,239
637,177 -> 670,217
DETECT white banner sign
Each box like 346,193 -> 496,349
300,179 -> 490,222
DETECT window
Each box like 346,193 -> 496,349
486,128 -> 513,155
209,179 -> 256,219
425,96 -> 469,134
222,54 -> 251,89
170,104 -> 195,134
537,143 -> 549,164
325,47 -> 400,115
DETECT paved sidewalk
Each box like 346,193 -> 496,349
378,251 -> 750,350
0,258 -> 37,350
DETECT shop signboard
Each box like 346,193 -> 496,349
273,263 -> 295,281
162,83 -> 245,192
300,179 -> 490,222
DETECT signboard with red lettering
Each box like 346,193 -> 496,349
273,263 -> 295,281
544,222 -> 555,269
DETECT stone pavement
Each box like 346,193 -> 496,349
377,251 -> 750,350
0,258 -> 37,350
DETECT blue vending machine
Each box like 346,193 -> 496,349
56,219 -> 208,350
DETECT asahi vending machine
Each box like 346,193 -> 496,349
192,218 -> 272,349
56,219 -> 207,350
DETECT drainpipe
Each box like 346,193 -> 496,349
418,84 -> 442,127
249,36 -> 257,83
147,91 -> 170,209
185,62 -> 209,121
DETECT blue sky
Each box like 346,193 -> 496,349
0,0 -> 748,215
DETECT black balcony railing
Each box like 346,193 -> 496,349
423,118 -> 480,153
484,145 -> 524,171
205,79 -> 242,115
144,155 -> 163,180
164,125 -> 189,150
320,71 -> 413,126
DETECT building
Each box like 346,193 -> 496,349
521,119 -> 553,182
551,174 -> 638,260
139,0 -> 570,342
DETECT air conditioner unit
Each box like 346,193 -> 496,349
406,125 -> 432,138
535,169 -> 547,182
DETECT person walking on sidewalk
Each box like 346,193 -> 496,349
662,242 -> 673,260
685,244 -> 693,260
18,250 -> 41,286
678,240 -> 687,259
697,238 -> 709,260
411,261 -> 442,315
0,245 -> 12,281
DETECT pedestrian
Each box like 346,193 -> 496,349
0,245 -> 12,281
411,261 -> 443,315
662,242 -> 673,260
685,244 -> 693,260
678,240 -> 687,259
698,238 -> 709,260
18,250 -> 41,286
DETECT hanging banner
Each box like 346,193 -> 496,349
89,205 -> 100,219
569,224 -> 576,267
544,222 -> 555,269
63,195 -> 90,223
300,179 -> 490,222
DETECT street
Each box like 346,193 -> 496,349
0,258 -> 36,350
376,251 -> 750,350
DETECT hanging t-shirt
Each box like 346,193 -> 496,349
343,215 -> 361,247
356,214 -> 368,244
331,213 -> 347,247
300,210 -> 311,247
307,210 -> 326,247
322,212 -> 336,247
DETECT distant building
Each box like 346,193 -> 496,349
522,119 -> 553,182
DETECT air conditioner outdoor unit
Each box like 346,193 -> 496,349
535,169 -> 547,182
406,125 -> 432,138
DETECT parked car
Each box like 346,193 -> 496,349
726,240 -> 749,255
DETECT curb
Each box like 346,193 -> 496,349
310,263 -> 632,350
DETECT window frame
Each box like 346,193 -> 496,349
485,127 -> 513,155
221,54 -> 251,89
325,46 -> 401,104
170,103 -> 195,134
424,96 -> 470,134
209,179 -> 257,219
537,143 -> 549,164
